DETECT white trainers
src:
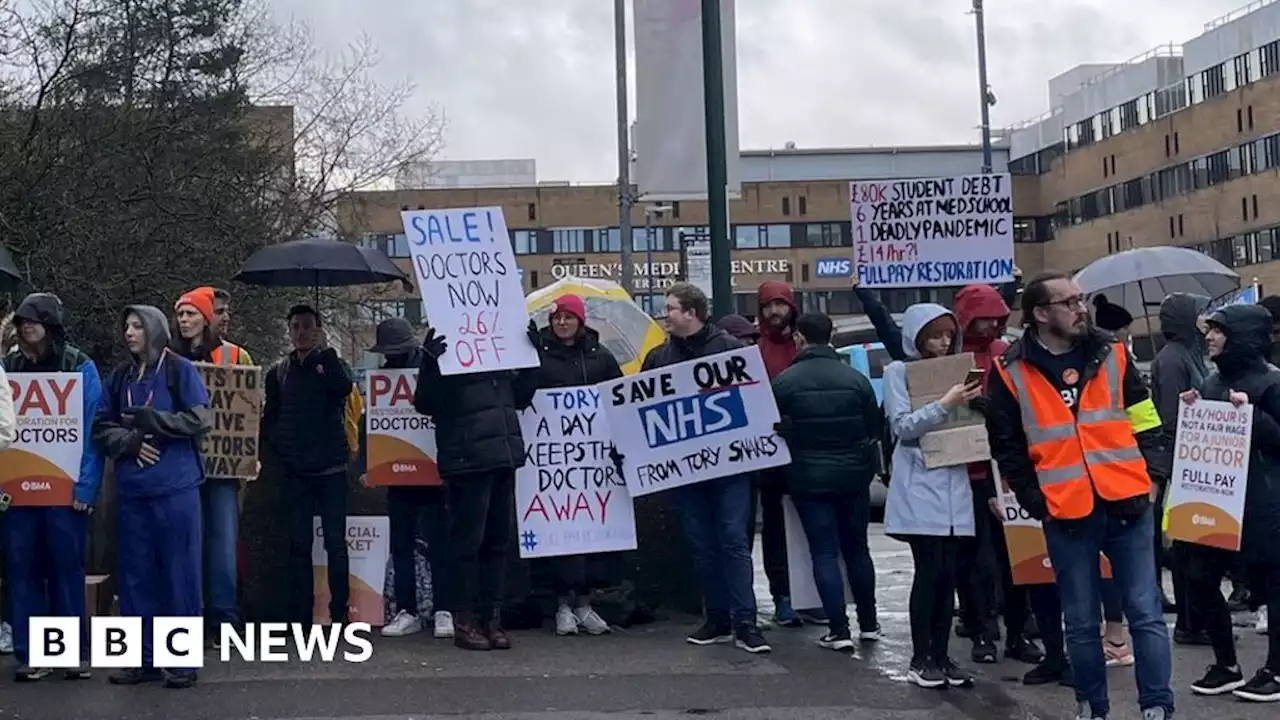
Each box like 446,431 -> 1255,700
1258,606 -> 1269,634
0,622 -> 12,654
432,611 -> 454,639
556,604 -> 580,635
1075,702 -> 1103,720
380,611 -> 422,637
575,606 -> 611,635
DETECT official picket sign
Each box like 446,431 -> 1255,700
1166,399 -> 1252,551
365,369 -> 441,486
0,372 -> 83,506
850,174 -> 1014,289
313,517 -> 391,626
516,387 -> 637,559
28,617 -> 373,667
599,346 -> 790,497
401,206 -> 540,375
193,363 -> 262,480
996,465 -> 1111,585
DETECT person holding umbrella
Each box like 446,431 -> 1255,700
359,318 -> 455,641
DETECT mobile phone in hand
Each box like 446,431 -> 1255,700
965,368 -> 985,386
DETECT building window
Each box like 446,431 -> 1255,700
1200,63 -> 1226,102
781,197 -> 791,216
1119,99 -> 1139,131
671,202 -> 681,219
1178,214 -> 1185,236
1165,134 -> 1171,157
798,196 -> 807,215
633,226 -> 662,252
801,222 -> 850,248
361,300 -> 421,326
511,230 -> 536,255
1119,178 -> 1144,212
1207,150 -> 1232,185
1239,141 -> 1258,176
551,228 -> 587,253
528,203 -> 537,221
1174,132 -> 1180,154
1169,216 -> 1176,239
1233,52 -> 1252,89
734,224 -> 791,249
1262,40 -> 1280,77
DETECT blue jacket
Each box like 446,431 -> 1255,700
92,305 -> 212,499
4,293 -> 106,505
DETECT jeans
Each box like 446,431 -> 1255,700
747,469 -> 790,602
905,535 -> 961,663
447,470 -> 515,615
388,486 -> 452,614
4,507 -> 88,666
285,470 -> 349,624
792,488 -> 877,634
1044,506 -> 1173,718
201,478 -> 241,626
1177,541 -> 1238,667
671,474 -> 756,628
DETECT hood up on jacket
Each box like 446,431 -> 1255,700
121,305 -> 172,366
1207,304 -> 1273,379
953,284 -> 1009,348
1160,293 -> 1210,345
13,293 -> 71,354
901,303 -> 958,360
757,280 -> 799,377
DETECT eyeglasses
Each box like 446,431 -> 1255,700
1041,295 -> 1087,311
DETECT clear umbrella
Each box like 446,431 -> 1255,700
1074,246 -> 1240,319
526,278 -> 665,376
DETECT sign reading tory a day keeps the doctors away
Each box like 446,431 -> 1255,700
850,173 -> 1014,288
1166,399 -> 1252,551
401,207 -> 539,376
516,387 -> 637,559
599,346 -> 790,497
0,372 -> 83,506
364,369 -> 441,486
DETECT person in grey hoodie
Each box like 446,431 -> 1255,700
882,303 -> 981,690
1149,292 -> 1210,639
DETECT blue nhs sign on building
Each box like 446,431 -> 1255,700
814,257 -> 853,279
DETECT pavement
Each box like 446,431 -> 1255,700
0,526 -> 1274,720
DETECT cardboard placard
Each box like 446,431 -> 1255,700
193,363 -> 263,480
904,353 -> 990,469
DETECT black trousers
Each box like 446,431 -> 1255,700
447,470 -> 515,615
1178,541 -> 1240,667
746,469 -> 789,602
985,503 -> 1030,642
387,485 -> 452,614
1028,584 -> 1067,667
957,494 -> 1021,643
285,470 -> 349,624
906,535 -> 962,663
1246,556 -> 1280,671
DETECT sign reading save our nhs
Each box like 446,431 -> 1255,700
598,347 -> 790,497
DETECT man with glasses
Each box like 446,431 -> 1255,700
983,272 -> 1173,720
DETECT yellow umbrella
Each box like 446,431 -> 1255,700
526,278 -> 666,375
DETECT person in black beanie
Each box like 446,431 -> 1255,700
1092,294 -> 1134,339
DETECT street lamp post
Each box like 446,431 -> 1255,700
973,0 -> 995,173
614,0 -> 635,294
699,0 -> 733,318
644,203 -> 674,316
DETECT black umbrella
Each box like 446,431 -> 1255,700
234,237 -> 412,290
0,246 -> 22,293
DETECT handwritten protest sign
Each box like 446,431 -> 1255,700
904,353 -> 990,469
193,363 -> 261,480
516,387 -> 636,559
0,373 -> 82,506
1166,399 -> 1252,551
365,369 -> 440,486
995,465 -> 1112,585
401,207 -> 539,375
851,174 -> 1014,288
600,346 -> 790,497
313,516 -> 390,626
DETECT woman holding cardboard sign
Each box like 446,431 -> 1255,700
882,303 -> 982,690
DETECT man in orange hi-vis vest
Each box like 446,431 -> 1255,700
983,272 -> 1171,720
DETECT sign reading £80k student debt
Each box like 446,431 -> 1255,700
364,368 -> 441,486
0,372 -> 83,506
850,173 -> 1015,288
193,362 -> 262,480
1165,399 -> 1252,551
599,346 -> 790,497
401,207 -> 540,376
516,387 -> 637,559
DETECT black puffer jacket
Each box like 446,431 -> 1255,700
532,325 -> 624,389
641,323 -> 742,370
1201,304 -> 1280,563
413,354 -> 537,478
262,347 -> 353,476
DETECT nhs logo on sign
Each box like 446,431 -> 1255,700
639,389 -> 749,448
814,257 -> 852,278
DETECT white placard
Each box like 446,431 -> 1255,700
850,174 -> 1014,288
364,369 -> 440,486
1166,399 -> 1252,551
312,516 -> 390,626
783,497 -> 851,611
516,387 -> 637,559
0,372 -> 84,506
401,207 -> 540,375
599,346 -> 790,497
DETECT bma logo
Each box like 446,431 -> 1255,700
814,257 -> 852,278
21,481 -> 51,492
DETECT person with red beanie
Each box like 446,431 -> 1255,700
752,281 -> 826,626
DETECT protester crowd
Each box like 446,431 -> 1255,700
0,269 -> 1274,720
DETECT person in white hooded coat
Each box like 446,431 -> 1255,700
882,302 -> 980,690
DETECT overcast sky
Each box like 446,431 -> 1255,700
270,0 -> 1254,183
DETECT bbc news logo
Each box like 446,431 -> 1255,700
30,617 -> 374,667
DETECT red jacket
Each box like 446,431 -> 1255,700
756,280 -> 798,378
953,284 -> 1010,485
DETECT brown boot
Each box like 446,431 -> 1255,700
486,610 -> 512,650
453,612 -> 491,651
